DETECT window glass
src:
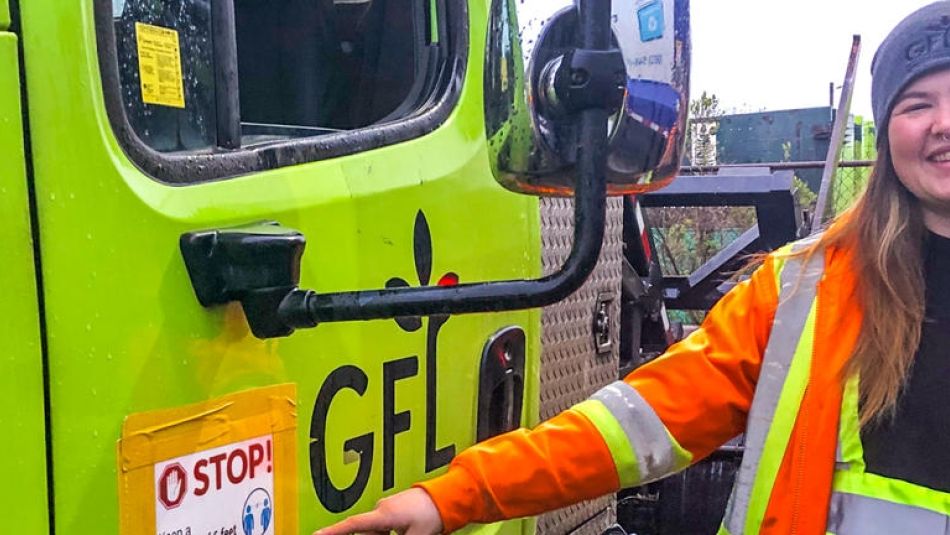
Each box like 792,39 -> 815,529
114,0 -> 217,152
110,0 -> 441,154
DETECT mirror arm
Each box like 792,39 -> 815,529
579,0 -> 613,50
552,49 -> 625,116
278,109 -> 608,329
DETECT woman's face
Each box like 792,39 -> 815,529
889,68 -> 950,236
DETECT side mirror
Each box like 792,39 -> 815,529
485,0 -> 690,196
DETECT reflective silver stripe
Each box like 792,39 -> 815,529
827,492 -> 950,534
724,245 -> 825,533
834,441 -> 852,471
592,381 -> 680,482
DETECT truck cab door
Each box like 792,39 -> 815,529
0,4 -> 49,532
17,0 -> 540,533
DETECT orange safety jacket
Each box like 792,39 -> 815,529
417,240 -> 862,534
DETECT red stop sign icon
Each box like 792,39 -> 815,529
157,463 -> 188,510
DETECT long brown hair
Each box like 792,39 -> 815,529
796,143 -> 927,425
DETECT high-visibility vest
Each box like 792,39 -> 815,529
711,237 -> 950,534
826,376 -> 950,533
716,238 -> 825,534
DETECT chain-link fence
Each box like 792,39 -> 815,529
824,118 -> 878,223
647,158 -> 874,325
826,163 -> 872,222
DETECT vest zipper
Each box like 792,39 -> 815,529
791,275 -> 822,534
789,384 -> 809,535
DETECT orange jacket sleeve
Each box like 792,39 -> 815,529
416,409 -> 619,532
630,253 -> 779,460
418,255 -> 780,532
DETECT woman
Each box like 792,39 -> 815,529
318,2 -> 950,533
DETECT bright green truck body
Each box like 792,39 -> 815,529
7,0 -> 545,532
1,13 -> 51,534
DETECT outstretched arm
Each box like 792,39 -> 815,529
316,254 -> 780,534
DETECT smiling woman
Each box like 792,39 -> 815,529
888,70 -> 950,235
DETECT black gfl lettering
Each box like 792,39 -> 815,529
310,211 -> 458,512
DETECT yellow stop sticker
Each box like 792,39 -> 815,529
117,384 -> 298,534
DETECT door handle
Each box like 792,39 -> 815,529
476,327 -> 525,442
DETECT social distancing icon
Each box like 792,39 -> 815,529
242,488 -> 274,535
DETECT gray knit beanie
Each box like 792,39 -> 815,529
872,1 -> 950,140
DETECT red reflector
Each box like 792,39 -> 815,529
438,273 -> 459,287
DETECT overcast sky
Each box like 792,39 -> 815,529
691,0 -> 937,120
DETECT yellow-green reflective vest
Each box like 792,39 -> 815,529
827,376 -> 950,534
715,237 -> 950,534
718,238 -> 824,534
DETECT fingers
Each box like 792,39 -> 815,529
313,488 -> 442,535
315,510 -> 394,535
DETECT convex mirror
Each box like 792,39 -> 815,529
485,0 -> 690,196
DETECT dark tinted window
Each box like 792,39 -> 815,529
109,0 -> 446,154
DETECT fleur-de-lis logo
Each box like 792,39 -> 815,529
385,210 -> 458,472
386,211 -> 459,332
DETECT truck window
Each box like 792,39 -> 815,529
98,0 -> 461,182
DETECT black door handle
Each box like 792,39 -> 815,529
476,327 -> 525,442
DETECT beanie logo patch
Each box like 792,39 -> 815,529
905,16 -> 950,64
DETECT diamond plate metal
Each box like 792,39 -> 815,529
537,197 -> 623,535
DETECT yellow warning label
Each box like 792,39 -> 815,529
135,22 -> 186,108
117,384 -> 298,534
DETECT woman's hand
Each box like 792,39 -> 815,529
314,488 -> 444,535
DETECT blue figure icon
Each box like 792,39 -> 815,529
241,488 -> 274,535
243,504 -> 255,535
261,498 -> 272,533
